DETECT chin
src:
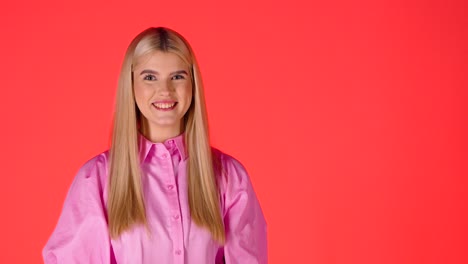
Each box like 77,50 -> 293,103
152,119 -> 181,127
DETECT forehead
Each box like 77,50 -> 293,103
134,51 -> 189,72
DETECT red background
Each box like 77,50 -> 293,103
1,0 -> 466,263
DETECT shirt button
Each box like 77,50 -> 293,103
161,153 -> 168,159
169,140 -> 174,145
167,185 -> 174,190
175,249 -> 181,255
173,214 -> 180,220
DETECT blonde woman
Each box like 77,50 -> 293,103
43,27 -> 267,263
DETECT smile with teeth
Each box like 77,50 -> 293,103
153,102 -> 177,110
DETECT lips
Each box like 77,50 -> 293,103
152,101 -> 177,111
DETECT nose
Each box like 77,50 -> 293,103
158,80 -> 173,96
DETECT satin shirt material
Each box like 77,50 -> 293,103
43,134 -> 267,263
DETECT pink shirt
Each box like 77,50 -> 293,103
43,134 -> 267,263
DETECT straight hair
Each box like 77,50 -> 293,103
107,27 -> 225,244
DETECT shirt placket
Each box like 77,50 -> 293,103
159,145 -> 185,264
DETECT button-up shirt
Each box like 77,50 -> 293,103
43,133 -> 267,263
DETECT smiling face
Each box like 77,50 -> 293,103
133,51 -> 193,142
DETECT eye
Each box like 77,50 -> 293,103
172,74 -> 185,80
143,74 -> 156,81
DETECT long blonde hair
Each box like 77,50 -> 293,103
108,27 -> 225,243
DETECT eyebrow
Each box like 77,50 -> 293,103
139,69 -> 189,75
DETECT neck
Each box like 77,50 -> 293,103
140,120 -> 184,143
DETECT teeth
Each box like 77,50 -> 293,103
154,102 -> 176,109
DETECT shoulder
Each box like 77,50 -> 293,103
211,148 -> 265,223
211,147 -> 251,191
77,150 -> 109,175
68,150 -> 110,199
212,147 -> 247,173
75,150 -> 109,179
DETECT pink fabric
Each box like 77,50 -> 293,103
43,133 -> 267,263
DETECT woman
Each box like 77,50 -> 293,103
43,27 -> 267,263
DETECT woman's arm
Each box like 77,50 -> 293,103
43,154 -> 114,264
221,154 -> 268,264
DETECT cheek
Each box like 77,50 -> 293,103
177,85 -> 193,114
133,86 -> 148,110
184,85 -> 193,103
186,89 -> 193,103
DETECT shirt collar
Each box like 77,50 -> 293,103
138,132 -> 187,162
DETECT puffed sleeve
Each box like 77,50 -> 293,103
43,154 -> 114,264
220,153 -> 268,264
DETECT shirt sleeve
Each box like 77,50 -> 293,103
221,154 -> 268,264
43,155 -> 114,264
